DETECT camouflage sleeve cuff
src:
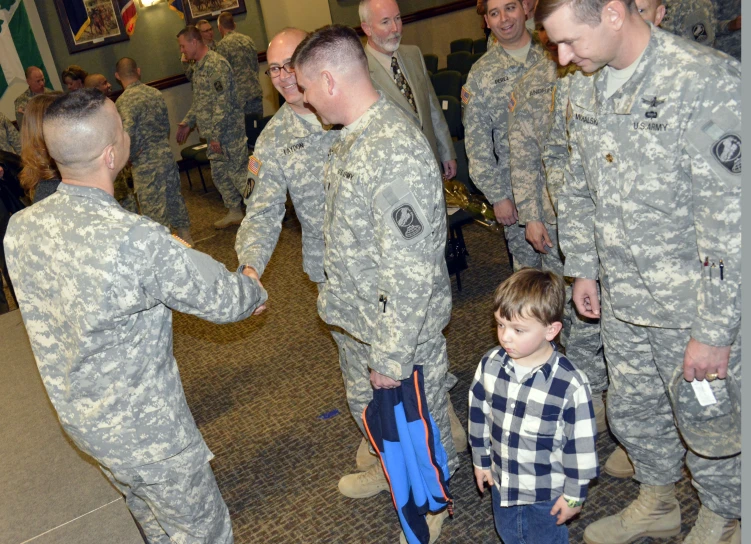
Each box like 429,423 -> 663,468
563,258 -> 599,281
368,353 -> 413,382
516,200 -> 543,224
690,319 -> 739,348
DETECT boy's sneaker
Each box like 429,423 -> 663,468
684,506 -> 741,544
355,437 -> 378,471
603,446 -> 635,478
583,483 -> 680,544
399,509 -> 450,544
338,462 -> 389,498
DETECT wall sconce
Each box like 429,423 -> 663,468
138,0 -> 164,7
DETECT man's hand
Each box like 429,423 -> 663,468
683,338 -> 731,381
0,165 -> 4,179
209,141 -> 222,155
572,278 -> 600,318
525,221 -> 553,254
242,266 -> 266,315
474,467 -> 494,494
370,370 -> 401,389
442,159 -> 457,180
551,496 -> 582,525
176,123 -> 191,144
493,198 -> 518,226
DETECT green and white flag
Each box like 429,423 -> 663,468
0,0 -> 59,113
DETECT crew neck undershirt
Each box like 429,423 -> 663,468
604,46 -> 647,99
503,39 -> 531,63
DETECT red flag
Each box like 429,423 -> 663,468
118,0 -> 137,35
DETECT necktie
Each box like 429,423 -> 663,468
391,56 -> 417,114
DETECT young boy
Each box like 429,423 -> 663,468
468,269 -> 599,543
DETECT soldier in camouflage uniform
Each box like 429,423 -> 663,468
14,66 -> 52,128
235,28 -> 335,289
177,26 -> 248,230
4,89 -> 267,544
660,0 -> 716,45
115,57 -> 193,245
217,12 -> 263,116
463,0 -> 545,272
183,19 -> 218,81
538,0 -> 741,542
0,112 -> 21,155
293,25 -> 458,541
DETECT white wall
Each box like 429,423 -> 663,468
401,7 -> 484,68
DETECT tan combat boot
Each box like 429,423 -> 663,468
338,461 -> 390,498
213,207 -> 244,229
355,437 -> 378,471
583,483 -> 681,544
683,506 -> 741,544
592,393 -> 607,434
446,395 -> 467,453
175,228 -> 194,248
603,445 -> 635,478
399,509 -> 450,544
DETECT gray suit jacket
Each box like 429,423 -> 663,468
366,44 -> 456,165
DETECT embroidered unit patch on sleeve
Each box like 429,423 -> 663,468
711,134 -> 741,174
172,234 -> 192,248
461,86 -> 472,105
391,204 -> 424,240
248,155 -> 262,176
214,80 -> 224,92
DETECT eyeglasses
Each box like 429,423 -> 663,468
265,62 -> 295,78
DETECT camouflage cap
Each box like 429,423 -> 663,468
669,367 -> 741,458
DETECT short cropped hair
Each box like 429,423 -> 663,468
292,24 -> 368,74
25,66 -> 42,79
61,65 -> 88,83
536,0 -> 634,26
493,268 -> 566,325
218,12 -> 235,29
43,89 -> 109,167
115,57 -> 138,78
477,0 -> 524,15
177,25 -> 202,41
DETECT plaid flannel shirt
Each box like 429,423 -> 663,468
468,345 -> 599,506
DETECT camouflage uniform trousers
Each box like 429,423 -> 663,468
331,328 -> 460,476
133,157 -> 191,230
600,284 -> 741,519
542,224 -> 607,395
244,97 -> 263,117
504,221 -> 542,272
101,462 -> 234,544
209,140 -> 247,210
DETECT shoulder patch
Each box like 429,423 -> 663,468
711,133 -> 741,174
214,80 -> 224,92
692,22 -> 708,42
392,203 -> 424,240
461,86 -> 471,105
508,92 -> 517,113
248,155 -> 262,176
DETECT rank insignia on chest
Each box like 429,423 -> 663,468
392,204 -> 424,240
461,86 -> 471,105
214,80 -> 224,92
641,96 -> 665,119
248,155 -> 262,176
508,92 -> 517,113
711,134 -> 741,174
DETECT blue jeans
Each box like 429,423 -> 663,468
491,486 -> 568,544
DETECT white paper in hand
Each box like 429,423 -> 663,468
691,379 -> 717,407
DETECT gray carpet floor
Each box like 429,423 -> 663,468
3,170 -> 701,543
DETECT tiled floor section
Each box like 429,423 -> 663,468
4,170 -> 700,543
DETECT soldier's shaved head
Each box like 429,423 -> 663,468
115,57 -> 139,79
292,24 -> 369,79
26,66 -> 46,94
84,73 -> 113,96
43,89 -> 125,176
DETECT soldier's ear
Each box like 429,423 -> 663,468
322,70 -> 335,95
603,0 -> 626,30
104,144 -> 116,171
654,5 -> 666,26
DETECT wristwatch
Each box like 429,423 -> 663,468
565,497 -> 584,508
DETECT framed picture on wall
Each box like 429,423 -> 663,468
53,0 -> 129,54
182,0 -> 247,25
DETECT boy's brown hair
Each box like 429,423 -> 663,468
493,268 -> 566,325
